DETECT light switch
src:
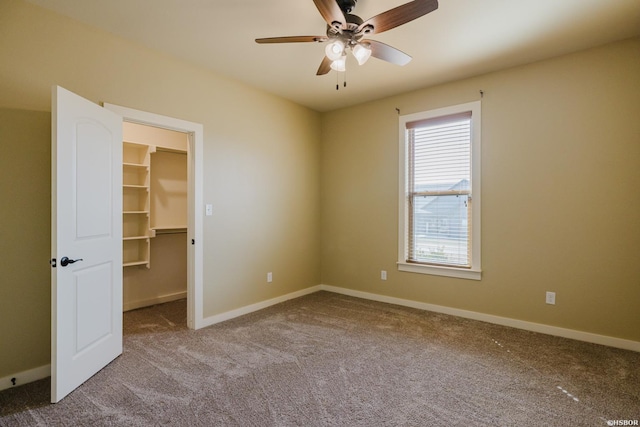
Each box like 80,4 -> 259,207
205,204 -> 213,216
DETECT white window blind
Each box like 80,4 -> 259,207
406,111 -> 472,268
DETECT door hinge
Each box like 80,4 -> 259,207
50,258 -> 57,268
191,239 -> 195,245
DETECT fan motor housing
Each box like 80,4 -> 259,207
326,13 -> 364,38
345,13 -> 363,27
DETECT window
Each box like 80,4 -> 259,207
398,101 -> 481,280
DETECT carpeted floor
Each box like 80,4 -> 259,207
1,291 -> 638,426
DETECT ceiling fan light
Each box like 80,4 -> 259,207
330,57 -> 346,72
325,40 -> 345,61
353,44 -> 372,65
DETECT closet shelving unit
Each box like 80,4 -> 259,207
122,142 -> 156,268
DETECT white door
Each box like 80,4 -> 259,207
51,86 -> 123,403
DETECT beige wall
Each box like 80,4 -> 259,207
123,122 -> 188,153
0,108 -> 51,378
320,37 -> 640,342
0,0 -> 321,379
124,233 -> 188,311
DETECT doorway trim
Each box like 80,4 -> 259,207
104,103 -> 204,330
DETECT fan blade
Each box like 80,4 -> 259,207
313,0 -> 346,29
358,0 -> 438,35
256,36 -> 327,44
364,40 -> 412,66
316,56 -> 332,75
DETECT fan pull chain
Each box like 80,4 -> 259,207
335,71 -> 347,90
335,69 -> 347,91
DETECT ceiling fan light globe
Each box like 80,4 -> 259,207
330,57 -> 346,72
353,44 -> 372,65
325,40 -> 345,61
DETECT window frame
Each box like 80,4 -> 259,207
398,101 -> 482,280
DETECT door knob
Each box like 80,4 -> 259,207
60,256 -> 83,267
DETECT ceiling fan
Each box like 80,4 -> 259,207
255,0 -> 439,76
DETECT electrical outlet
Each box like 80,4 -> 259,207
267,272 -> 272,283
381,270 -> 387,280
205,204 -> 213,216
546,291 -> 556,305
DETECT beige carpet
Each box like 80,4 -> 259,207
1,291 -> 638,426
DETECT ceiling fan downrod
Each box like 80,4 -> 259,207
337,0 -> 357,14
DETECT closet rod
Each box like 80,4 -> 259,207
154,230 -> 188,235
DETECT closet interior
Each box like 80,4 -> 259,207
121,121 -> 188,312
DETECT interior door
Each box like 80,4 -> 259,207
51,86 -> 123,403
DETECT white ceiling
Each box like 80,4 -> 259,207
26,0 -> 640,112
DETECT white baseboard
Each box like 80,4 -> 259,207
0,364 -> 50,392
124,290 -> 188,312
318,285 -> 640,353
198,285 -> 322,329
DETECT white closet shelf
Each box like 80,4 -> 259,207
123,142 -> 153,269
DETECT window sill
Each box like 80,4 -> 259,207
397,262 -> 482,281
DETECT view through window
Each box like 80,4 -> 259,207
407,112 -> 472,267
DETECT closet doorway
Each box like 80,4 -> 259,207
104,103 -> 204,330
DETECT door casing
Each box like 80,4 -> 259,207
103,103 -> 204,330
